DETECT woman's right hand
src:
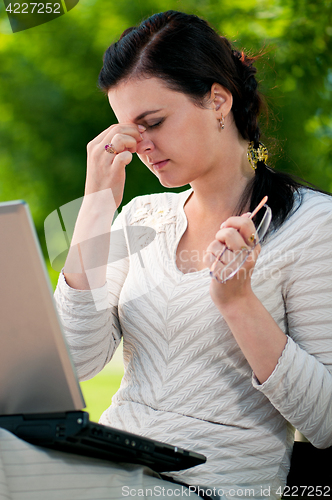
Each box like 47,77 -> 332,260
85,123 -> 145,208
63,123 -> 145,291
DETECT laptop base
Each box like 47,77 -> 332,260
0,411 -> 206,472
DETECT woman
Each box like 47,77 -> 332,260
54,11 -> 332,499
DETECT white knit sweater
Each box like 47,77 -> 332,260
54,188 -> 332,499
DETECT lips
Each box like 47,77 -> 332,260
151,159 -> 169,170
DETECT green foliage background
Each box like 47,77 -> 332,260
1,0 -> 332,419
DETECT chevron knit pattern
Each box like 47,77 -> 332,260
54,188 -> 332,500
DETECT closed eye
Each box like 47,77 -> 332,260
147,118 -> 164,129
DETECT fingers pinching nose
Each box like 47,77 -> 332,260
138,125 -> 146,138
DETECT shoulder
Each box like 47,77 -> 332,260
291,188 -> 332,222
272,188 -> 332,234
266,188 -> 332,250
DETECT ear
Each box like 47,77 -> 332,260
210,83 -> 233,119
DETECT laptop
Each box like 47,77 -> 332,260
0,200 -> 206,472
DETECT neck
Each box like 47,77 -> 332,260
187,137 -> 254,223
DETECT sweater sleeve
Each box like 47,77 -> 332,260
252,209 -> 332,449
53,208 -> 129,381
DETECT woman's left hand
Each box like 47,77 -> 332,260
203,214 -> 261,308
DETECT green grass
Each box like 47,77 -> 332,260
79,342 -> 124,422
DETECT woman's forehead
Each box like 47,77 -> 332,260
107,77 -> 189,122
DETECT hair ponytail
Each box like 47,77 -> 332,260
230,50 -> 262,145
229,49 -> 304,229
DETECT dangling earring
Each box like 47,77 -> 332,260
218,114 -> 225,131
247,142 -> 268,170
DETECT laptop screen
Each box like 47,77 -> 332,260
0,201 -> 85,415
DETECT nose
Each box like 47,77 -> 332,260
136,137 -> 155,156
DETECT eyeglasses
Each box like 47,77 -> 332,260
209,198 -> 272,284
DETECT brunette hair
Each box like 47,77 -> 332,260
98,11 -> 305,230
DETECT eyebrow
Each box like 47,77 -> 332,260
134,109 -> 164,121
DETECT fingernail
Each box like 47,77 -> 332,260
242,212 -> 251,218
220,222 -> 225,229
138,125 -> 146,132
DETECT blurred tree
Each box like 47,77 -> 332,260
0,0 -> 331,286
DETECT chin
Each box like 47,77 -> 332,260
157,177 -> 189,189
154,171 -> 192,189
